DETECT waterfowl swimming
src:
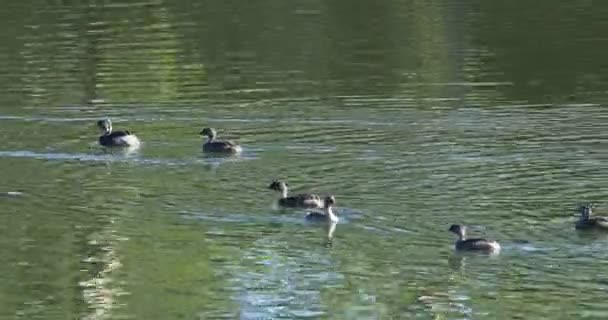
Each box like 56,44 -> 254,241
448,224 -> 500,252
306,196 -> 339,223
268,180 -> 323,209
97,119 -> 140,147
575,204 -> 608,230
200,127 -> 242,154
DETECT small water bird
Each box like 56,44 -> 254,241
448,224 -> 501,252
268,180 -> 323,209
199,127 -> 242,154
97,119 -> 140,147
575,204 -> 608,230
306,196 -> 339,223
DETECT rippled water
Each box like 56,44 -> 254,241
1,1 -> 608,319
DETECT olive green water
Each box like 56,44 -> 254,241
1,1 -> 608,319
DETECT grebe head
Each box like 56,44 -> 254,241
97,119 -> 112,135
199,127 -> 217,139
324,195 -> 336,208
268,180 -> 287,192
448,224 -> 466,238
579,204 -> 593,219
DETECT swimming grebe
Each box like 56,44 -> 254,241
97,119 -> 140,147
306,196 -> 338,223
575,204 -> 608,230
268,180 -> 323,209
448,224 -> 500,252
200,127 -> 242,153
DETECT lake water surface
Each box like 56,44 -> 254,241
1,1 -> 608,319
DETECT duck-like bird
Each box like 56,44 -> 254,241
268,180 -> 323,209
575,204 -> 608,230
448,224 -> 500,252
97,119 -> 140,147
305,196 -> 339,223
200,127 -> 242,154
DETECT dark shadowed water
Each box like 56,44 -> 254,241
1,1 -> 607,319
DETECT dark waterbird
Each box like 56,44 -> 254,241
448,224 -> 501,253
97,119 -> 140,148
305,196 -> 339,223
268,180 -> 323,209
575,204 -> 608,230
199,127 -> 242,154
